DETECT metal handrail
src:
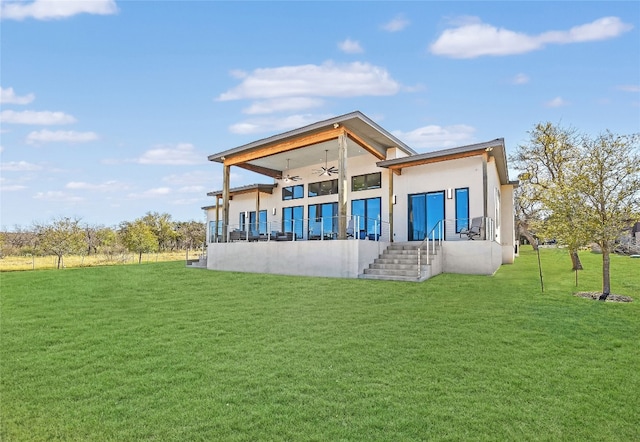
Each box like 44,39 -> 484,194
416,220 -> 444,279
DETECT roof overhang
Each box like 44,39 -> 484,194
207,183 -> 277,199
377,138 -> 511,184
208,111 -> 417,179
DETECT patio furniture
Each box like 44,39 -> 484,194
460,217 -> 483,240
229,230 -> 245,242
275,232 -> 294,241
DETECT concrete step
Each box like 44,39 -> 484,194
358,273 -> 429,282
370,262 -> 426,270
363,267 -> 423,277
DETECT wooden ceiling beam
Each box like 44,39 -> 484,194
346,130 -> 386,160
234,162 -> 283,179
224,127 -> 342,166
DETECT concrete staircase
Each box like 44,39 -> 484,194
359,242 -> 442,282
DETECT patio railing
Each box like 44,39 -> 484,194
209,216 -> 390,243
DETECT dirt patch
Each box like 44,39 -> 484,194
574,292 -> 633,303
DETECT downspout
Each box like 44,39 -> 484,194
482,153 -> 488,221
215,196 -> 220,242
388,168 -> 394,242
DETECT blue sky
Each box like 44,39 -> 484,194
1,1 -> 638,229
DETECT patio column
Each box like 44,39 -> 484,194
337,130 -> 348,239
222,163 -> 230,242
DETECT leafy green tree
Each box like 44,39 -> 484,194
142,212 -> 176,251
574,131 -> 640,299
511,122 -> 585,269
34,217 -> 85,269
120,219 -> 158,264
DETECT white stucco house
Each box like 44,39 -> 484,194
201,111 -> 518,281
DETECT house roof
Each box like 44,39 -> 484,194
207,111 -> 417,179
206,183 -> 277,199
377,138 -> 512,184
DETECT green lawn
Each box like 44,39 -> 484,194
1,247 -> 638,441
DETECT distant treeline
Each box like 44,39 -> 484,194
1,212 -> 205,267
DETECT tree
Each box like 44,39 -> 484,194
511,122 -> 585,270
513,180 -> 541,251
175,220 -> 205,252
34,217 -> 85,269
120,219 -> 158,263
574,131 -> 640,299
142,212 -> 176,251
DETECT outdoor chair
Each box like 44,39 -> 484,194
460,217 -> 484,240
346,219 -> 355,238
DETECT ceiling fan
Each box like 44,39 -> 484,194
278,159 -> 301,183
313,150 -> 339,177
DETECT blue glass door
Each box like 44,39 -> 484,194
409,191 -> 444,241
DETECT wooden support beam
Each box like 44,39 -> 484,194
235,162 -> 283,179
222,164 -> 230,242
225,127 -> 343,166
346,130 -> 386,160
337,130 -> 348,240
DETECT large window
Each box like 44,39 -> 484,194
455,188 -> 469,233
209,220 -> 222,243
308,179 -> 338,197
282,206 -> 304,239
240,210 -> 267,234
308,202 -> 338,239
351,197 -> 381,238
282,184 -> 304,200
352,172 -> 381,191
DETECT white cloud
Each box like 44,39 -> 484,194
127,187 -> 172,199
616,85 -> 640,93
243,97 -> 324,115
338,38 -> 364,54
26,129 -> 98,144
430,16 -> 632,58
217,61 -> 400,101
0,184 -> 27,191
33,190 -> 84,203
0,87 -> 35,104
545,97 -> 569,107
229,114 -> 331,135
1,110 -> 76,125
65,180 -> 129,192
177,185 -> 205,193
1,0 -> 118,21
382,14 -> 410,32
392,124 -> 476,149
0,160 -> 43,172
512,73 -> 530,85
136,143 -> 202,165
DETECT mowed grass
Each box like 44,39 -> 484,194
1,247 -> 638,441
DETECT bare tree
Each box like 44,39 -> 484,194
34,217 -> 85,269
